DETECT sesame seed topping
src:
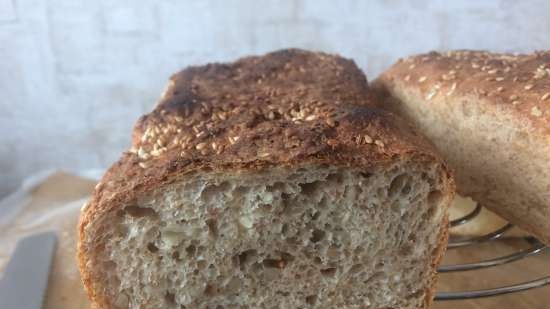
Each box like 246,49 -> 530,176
374,140 -> 384,147
496,86 -> 504,92
488,69 -> 498,74
541,93 -> 550,101
524,84 -> 534,90
418,76 -> 427,83
512,100 -> 521,105
531,106 -> 543,117
305,115 -> 317,121
364,135 -> 373,144
139,162 -> 148,169
495,77 -> 504,81
408,64 -> 416,70
326,118 -> 336,127
404,75 -> 411,81
509,94 -> 518,101
196,142 -> 207,150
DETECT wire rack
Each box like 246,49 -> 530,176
435,204 -> 550,301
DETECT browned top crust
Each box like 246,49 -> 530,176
379,50 -> 550,135
82,49 -> 445,226
79,49 -> 451,309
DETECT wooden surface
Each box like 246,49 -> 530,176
0,172 -> 548,308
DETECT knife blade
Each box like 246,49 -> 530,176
0,231 -> 57,309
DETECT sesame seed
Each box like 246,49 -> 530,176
488,69 -> 498,74
512,100 -> 521,105
196,142 -> 207,150
496,86 -> 504,92
471,63 -> 480,68
364,135 -> 373,144
267,111 -> 275,120
524,84 -> 534,90
446,82 -> 457,96
531,106 -> 543,117
408,64 -> 416,70
418,76 -> 427,83
258,152 -> 270,158
495,77 -> 504,81
374,140 -> 385,147
426,88 -> 438,100
404,75 -> 411,81
541,93 -> 550,101
326,118 -> 336,127
139,162 -> 148,169
305,115 -> 317,121
211,142 -> 218,150
509,94 -> 518,100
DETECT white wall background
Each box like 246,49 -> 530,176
1,0 -> 550,197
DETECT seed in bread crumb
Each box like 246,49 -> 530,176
531,106 -> 543,117
196,142 -> 207,150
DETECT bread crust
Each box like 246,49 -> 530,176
78,49 -> 453,309
375,50 -> 550,244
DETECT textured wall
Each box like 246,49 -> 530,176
1,0 -> 550,197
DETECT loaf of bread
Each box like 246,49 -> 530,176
78,49 -> 454,309
374,50 -> 550,243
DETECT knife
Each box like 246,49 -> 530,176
0,231 -> 57,309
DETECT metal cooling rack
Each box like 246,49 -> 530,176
435,204 -> 550,301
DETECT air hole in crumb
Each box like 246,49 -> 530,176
326,173 -> 343,184
306,295 -> 317,305
281,224 -> 289,235
206,219 -> 218,237
201,182 -> 230,202
238,250 -> 257,269
389,174 -> 408,196
123,206 -> 158,218
197,260 -> 208,270
172,251 -> 180,260
147,243 -> 158,253
310,229 -> 325,243
186,245 -> 196,257
263,259 -> 286,269
299,181 -> 320,196
204,284 -> 217,296
320,267 -> 336,277
215,306 -> 224,309
165,291 -> 175,304
349,264 -> 363,274
311,211 -> 321,220
359,172 -> 372,178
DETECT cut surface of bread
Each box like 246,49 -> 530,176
374,50 -> 550,244
78,49 -> 454,309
